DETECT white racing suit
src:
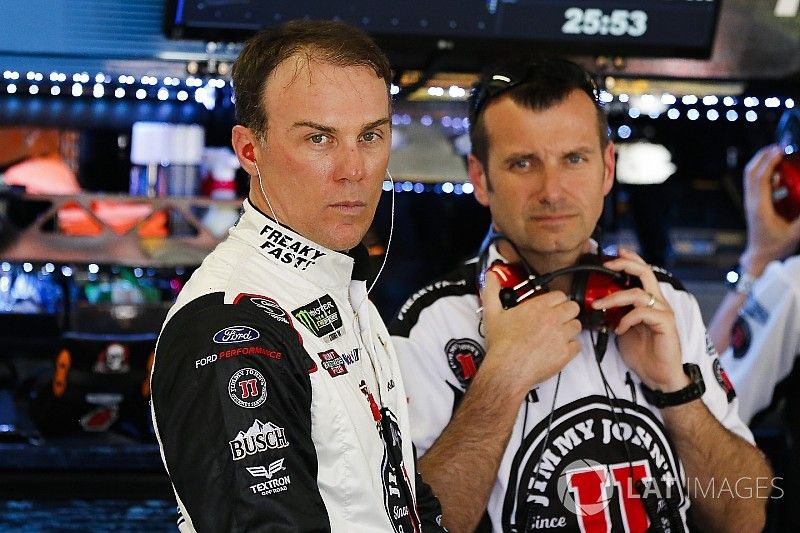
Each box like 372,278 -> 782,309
151,199 -> 444,532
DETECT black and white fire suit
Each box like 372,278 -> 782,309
151,199 -> 444,532
389,245 -> 753,533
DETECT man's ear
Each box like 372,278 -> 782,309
232,125 -> 259,174
468,154 -> 491,207
601,140 -> 616,196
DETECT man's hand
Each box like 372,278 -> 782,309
741,144 -> 800,276
590,248 -> 687,392
480,271 -> 582,397
418,271 -> 581,532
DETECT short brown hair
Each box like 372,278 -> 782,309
469,57 -> 609,169
232,20 -> 392,140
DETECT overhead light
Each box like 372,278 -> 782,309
616,142 -> 676,185
774,0 -> 799,17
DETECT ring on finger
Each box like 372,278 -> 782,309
645,293 -> 656,308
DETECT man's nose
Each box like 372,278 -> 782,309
537,166 -> 563,202
337,144 -> 365,182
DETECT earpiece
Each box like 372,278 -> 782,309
243,143 -> 256,163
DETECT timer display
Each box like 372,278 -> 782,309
166,0 -> 721,62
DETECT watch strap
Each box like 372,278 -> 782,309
640,363 -> 705,408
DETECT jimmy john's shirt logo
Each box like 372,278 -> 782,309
502,396 -> 687,533
713,358 -> 737,403
259,222 -> 326,270
228,368 -> 268,408
445,338 -> 485,387
229,419 -> 289,460
292,295 -> 343,342
214,326 -> 260,344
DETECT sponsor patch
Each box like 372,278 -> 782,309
247,458 -> 286,479
340,348 -> 360,366
195,346 -> 283,369
292,295 -> 343,341
93,343 -> 130,374
445,338 -> 485,387
228,368 -> 268,408
213,326 -> 260,344
229,419 -> 289,460
247,459 -> 292,497
258,221 -> 326,270
248,297 -> 290,323
502,396 -> 685,532
730,316 -> 752,359
712,358 -> 736,402
318,349 -> 348,377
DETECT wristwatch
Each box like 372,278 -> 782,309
725,264 -> 757,295
640,363 -> 705,408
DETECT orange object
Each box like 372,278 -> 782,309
53,349 -> 71,397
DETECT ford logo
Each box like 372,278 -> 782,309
214,326 -> 260,344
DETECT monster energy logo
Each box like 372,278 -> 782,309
292,295 -> 342,338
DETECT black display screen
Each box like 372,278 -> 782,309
164,1 -> 721,67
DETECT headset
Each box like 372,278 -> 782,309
774,109 -> 800,222
478,229 -> 641,332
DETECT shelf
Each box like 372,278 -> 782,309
0,193 -> 243,267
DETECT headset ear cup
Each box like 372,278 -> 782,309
570,269 -> 590,328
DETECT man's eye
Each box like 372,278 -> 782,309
567,154 -> 585,164
361,131 -> 382,142
512,159 -> 531,170
310,134 -> 329,144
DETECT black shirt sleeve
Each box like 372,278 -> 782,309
151,293 -> 330,533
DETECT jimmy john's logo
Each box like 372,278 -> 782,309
229,419 -> 289,460
292,295 -> 343,341
445,338 -> 485,387
259,221 -> 326,270
502,396 -> 687,533
713,358 -> 736,403
213,326 -> 260,344
228,368 -> 268,408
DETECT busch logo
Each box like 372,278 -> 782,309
229,419 -> 289,460
292,295 -> 343,339
213,326 -> 260,344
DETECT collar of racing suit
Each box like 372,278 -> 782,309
231,197 -> 372,290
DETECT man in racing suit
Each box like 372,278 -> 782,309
390,57 -> 771,532
150,20 -> 444,532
